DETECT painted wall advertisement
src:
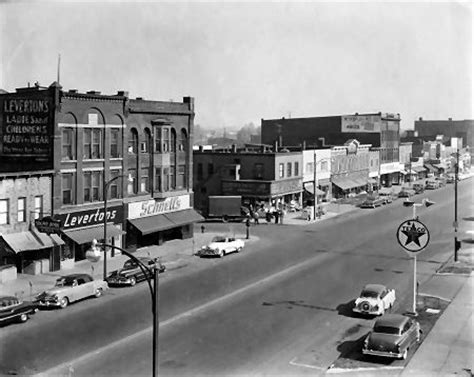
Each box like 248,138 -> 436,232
0,93 -> 54,166
341,115 -> 381,133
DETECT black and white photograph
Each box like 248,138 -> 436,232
0,1 -> 472,376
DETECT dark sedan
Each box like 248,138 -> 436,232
0,296 -> 38,326
363,314 -> 421,360
106,257 -> 166,286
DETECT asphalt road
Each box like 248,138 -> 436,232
1,180 -> 472,376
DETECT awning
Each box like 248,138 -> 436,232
1,230 -> 64,253
164,209 -> 204,227
63,224 -> 124,244
332,177 -> 358,191
352,176 -> 368,186
412,166 -> 427,173
368,178 -> 378,184
424,164 -> 437,173
304,183 -> 325,196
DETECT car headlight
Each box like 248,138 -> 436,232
373,305 -> 379,310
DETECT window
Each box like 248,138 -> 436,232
177,165 -> 185,189
179,129 -> 187,152
254,163 -> 264,179
154,127 -> 162,153
141,168 -> 149,192
170,129 -> 176,153
287,162 -> 292,177
163,168 -> 169,191
62,128 -> 74,160
208,163 -> 214,176
162,128 -> 169,152
92,129 -> 102,158
110,129 -> 120,158
109,171 -> 120,199
306,162 -> 313,174
279,163 -> 284,178
0,199 -> 9,225
128,129 -> 138,154
17,197 -> 26,222
142,128 -> 151,154
84,173 -> 92,202
84,172 -> 101,202
294,162 -> 299,176
127,169 -> 137,194
34,196 -> 43,219
62,174 -> 73,205
155,168 -> 162,192
170,166 -> 176,189
83,129 -> 91,159
197,163 -> 203,180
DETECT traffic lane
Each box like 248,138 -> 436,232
2,182 -> 467,373
65,226 -> 447,377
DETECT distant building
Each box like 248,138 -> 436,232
415,118 -> 473,150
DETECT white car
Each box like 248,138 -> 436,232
353,284 -> 396,316
199,236 -> 245,257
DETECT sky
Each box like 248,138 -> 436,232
0,1 -> 472,131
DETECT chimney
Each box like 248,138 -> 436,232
448,118 -> 452,121
301,140 -> 306,151
274,140 -> 278,152
116,90 -> 129,97
318,137 -> 326,147
136,97 -> 144,100
231,144 -> 237,153
278,135 -> 283,147
419,117 -> 423,121
68,89 -> 78,93
199,145 -> 203,152
87,90 -> 101,95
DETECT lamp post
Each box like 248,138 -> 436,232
88,240 -> 159,377
102,174 -> 131,280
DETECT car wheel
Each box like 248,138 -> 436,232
219,250 -> 224,258
222,215 -> 229,223
401,348 -> 408,360
94,288 -> 103,298
236,247 -> 242,253
59,297 -> 69,309
19,313 -> 28,323
129,277 -> 137,286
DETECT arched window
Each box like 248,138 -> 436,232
179,128 -> 187,152
170,128 -> 176,153
142,128 -> 152,153
128,128 -> 138,154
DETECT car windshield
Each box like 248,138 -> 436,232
55,278 -> 74,287
373,325 -> 400,335
124,260 -> 138,268
361,289 -> 379,298
211,236 -> 226,243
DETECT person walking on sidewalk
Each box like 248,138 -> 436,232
253,211 -> 259,225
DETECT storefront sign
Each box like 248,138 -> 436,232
341,115 -> 381,133
222,181 -> 271,196
35,216 -> 61,235
57,205 -> 123,230
128,195 -> 190,219
270,178 -> 303,195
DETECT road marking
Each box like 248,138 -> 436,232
36,256 -> 328,376
289,357 -> 326,370
327,365 -> 404,373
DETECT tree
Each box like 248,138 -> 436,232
236,122 -> 260,144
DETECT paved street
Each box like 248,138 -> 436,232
1,181 -> 472,376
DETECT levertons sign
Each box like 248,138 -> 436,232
128,195 -> 190,219
57,205 -> 123,230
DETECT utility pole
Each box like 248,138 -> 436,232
454,151 -> 459,262
313,152 -> 317,220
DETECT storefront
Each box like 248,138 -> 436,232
331,171 -> 369,198
126,195 -> 204,249
380,162 -> 403,187
57,205 -> 124,262
0,230 -> 64,274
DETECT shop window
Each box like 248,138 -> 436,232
17,197 -> 26,222
177,165 -> 185,189
170,166 -> 176,190
141,168 -> 149,193
127,169 -> 137,194
62,128 -> 75,160
110,129 -> 120,158
155,168 -> 162,192
62,174 -> 74,205
294,162 -> 299,176
34,195 -> 43,219
128,128 -> 138,154
0,199 -> 9,225
287,163 -> 292,177
279,163 -> 284,178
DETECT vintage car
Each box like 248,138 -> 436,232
398,189 -> 415,198
198,236 -> 245,257
446,175 -> 455,184
106,257 -> 166,286
378,191 -> 395,204
363,314 -> 421,360
34,273 -> 108,309
425,180 -> 440,190
412,183 -> 425,194
0,296 -> 38,325
360,196 -> 385,208
353,284 -> 396,316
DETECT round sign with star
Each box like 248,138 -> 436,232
396,219 -> 430,253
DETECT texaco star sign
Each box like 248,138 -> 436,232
396,219 -> 430,253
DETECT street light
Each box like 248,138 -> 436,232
103,174 -> 132,280
313,154 -> 331,220
88,240 -> 159,377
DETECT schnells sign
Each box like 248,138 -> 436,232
1,97 -> 53,157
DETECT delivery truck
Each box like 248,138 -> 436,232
207,196 -> 250,222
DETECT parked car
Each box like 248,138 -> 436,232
360,196 -> 385,208
398,189 -> 415,198
353,284 -> 396,316
412,183 -> 425,194
0,296 -> 38,325
106,257 -> 166,286
435,177 -> 446,187
34,273 -> 108,309
378,191 -> 395,204
446,175 -> 455,184
362,314 -> 421,360
198,236 -> 245,257
425,180 -> 439,190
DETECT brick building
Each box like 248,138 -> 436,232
0,82 -> 201,274
415,118 -> 474,151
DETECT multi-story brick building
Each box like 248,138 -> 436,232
261,112 -> 401,187
0,82 -> 201,274
193,145 -> 303,214
415,117 -> 474,151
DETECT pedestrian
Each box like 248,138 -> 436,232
279,209 -> 284,225
274,210 -> 279,224
265,211 -> 272,224
253,211 -> 259,225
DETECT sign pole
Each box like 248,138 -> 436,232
412,254 -> 417,315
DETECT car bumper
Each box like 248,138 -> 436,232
363,348 -> 404,358
353,307 -> 383,315
199,249 -> 220,256
106,279 -> 133,286
36,300 -> 61,307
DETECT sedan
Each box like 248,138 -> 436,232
353,284 -> 395,316
363,314 -> 421,360
398,189 -> 414,198
106,257 -> 166,287
0,296 -> 38,325
360,197 -> 385,208
198,236 -> 245,257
